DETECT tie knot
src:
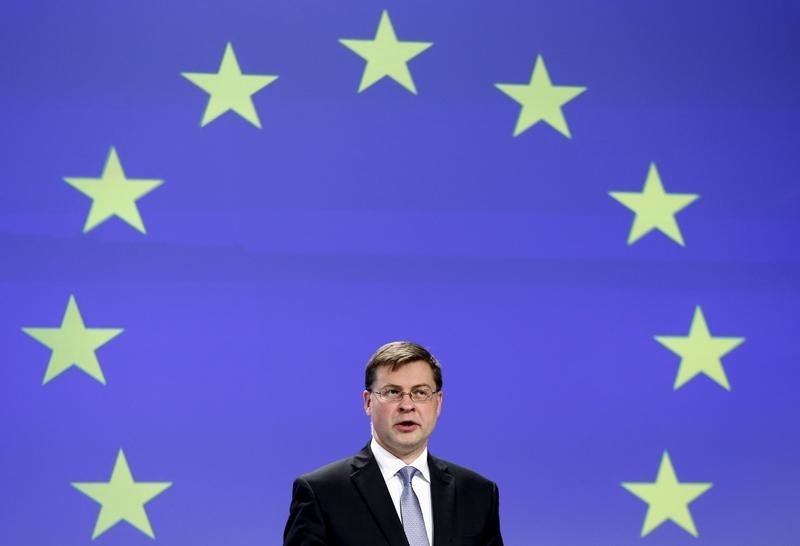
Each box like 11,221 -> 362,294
398,466 -> 417,486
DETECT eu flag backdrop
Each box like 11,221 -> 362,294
1,1 -> 799,544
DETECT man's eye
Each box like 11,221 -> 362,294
413,389 -> 431,397
384,388 -> 402,396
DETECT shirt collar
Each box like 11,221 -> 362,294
370,437 -> 430,484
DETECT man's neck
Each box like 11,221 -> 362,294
372,437 -> 427,465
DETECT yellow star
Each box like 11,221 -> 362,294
72,449 -> 172,539
64,147 -> 163,234
622,451 -> 712,537
495,55 -> 586,137
609,163 -> 699,246
22,295 -> 123,385
339,10 -> 433,93
655,306 -> 745,390
182,42 -> 278,128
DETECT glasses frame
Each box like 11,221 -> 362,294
369,387 -> 441,403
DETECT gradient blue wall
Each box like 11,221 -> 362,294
2,1 -> 799,544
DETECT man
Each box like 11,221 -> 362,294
284,341 -> 504,545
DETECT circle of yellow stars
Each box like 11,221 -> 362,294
19,5 -> 752,542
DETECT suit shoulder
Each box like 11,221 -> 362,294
432,455 -> 498,486
297,456 -> 355,485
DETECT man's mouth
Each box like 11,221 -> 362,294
394,421 -> 419,432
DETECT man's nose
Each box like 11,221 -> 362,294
398,395 -> 416,410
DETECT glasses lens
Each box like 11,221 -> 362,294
411,388 -> 432,401
381,388 -> 402,401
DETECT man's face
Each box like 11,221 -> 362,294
363,360 -> 443,462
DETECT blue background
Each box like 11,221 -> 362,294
1,1 -> 799,544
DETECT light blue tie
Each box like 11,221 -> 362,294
398,466 -> 430,546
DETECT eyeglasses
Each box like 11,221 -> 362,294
370,387 -> 440,403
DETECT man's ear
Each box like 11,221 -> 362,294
363,390 -> 372,416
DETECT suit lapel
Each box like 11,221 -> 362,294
429,454 -> 455,546
350,444 -> 409,546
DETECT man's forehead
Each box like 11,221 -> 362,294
374,360 -> 435,385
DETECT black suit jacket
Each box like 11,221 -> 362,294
284,443 -> 503,546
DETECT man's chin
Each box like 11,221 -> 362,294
388,436 -> 425,453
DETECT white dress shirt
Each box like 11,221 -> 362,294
371,437 -> 434,545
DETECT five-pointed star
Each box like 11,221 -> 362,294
622,451 -> 712,537
182,42 -> 278,128
655,306 -> 745,390
609,163 -> 699,246
495,55 -> 586,138
22,295 -> 123,385
64,147 -> 163,234
72,449 -> 172,539
339,10 -> 433,93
